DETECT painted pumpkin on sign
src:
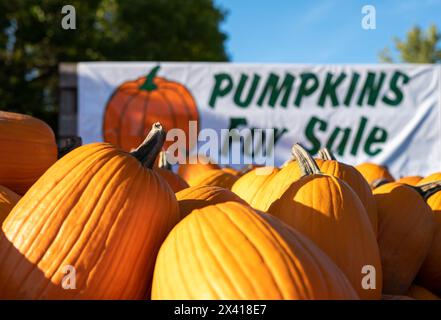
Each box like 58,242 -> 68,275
103,66 -> 199,152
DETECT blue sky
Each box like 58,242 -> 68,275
215,0 -> 441,63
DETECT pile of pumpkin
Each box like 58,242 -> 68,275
1,110 -> 441,300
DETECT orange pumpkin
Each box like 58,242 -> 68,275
154,151 -> 188,193
418,172 -> 441,185
0,123 -> 179,299
176,185 -> 246,219
397,175 -> 423,186
381,294 -> 414,300
0,185 -> 20,224
355,162 -> 394,188
373,182 -> 436,294
407,285 -> 440,300
187,168 -> 239,189
221,167 -> 242,176
417,181 -> 441,295
231,166 -> 280,205
103,66 -> 199,152
152,201 -> 358,300
266,144 -> 382,300
316,148 -> 377,235
0,111 -> 57,195
177,155 -> 220,184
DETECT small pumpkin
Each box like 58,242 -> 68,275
177,155 -> 220,184
0,123 -> 180,299
397,175 -> 423,186
373,182 -> 437,294
407,285 -> 440,300
266,144 -> 382,300
231,166 -> 280,206
0,185 -> 20,224
152,201 -> 358,300
316,148 -> 377,235
355,162 -> 394,188
103,66 -> 199,152
186,168 -> 239,190
176,185 -> 246,219
0,111 -> 57,195
154,151 -> 189,193
417,180 -> 441,295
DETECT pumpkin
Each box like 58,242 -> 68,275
417,181 -> 441,295
0,111 -> 57,195
397,175 -> 423,186
103,66 -> 199,152
0,185 -> 20,224
151,201 -> 358,300
177,155 -> 220,184
154,151 -> 189,193
221,167 -> 242,176
418,172 -> 441,185
407,285 -> 440,300
265,144 -> 382,300
176,185 -> 246,219
187,168 -> 239,189
373,182 -> 436,294
0,123 -> 180,299
231,166 -> 280,206
355,162 -> 394,188
316,148 -> 377,235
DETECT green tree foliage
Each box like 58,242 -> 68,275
379,24 -> 441,63
0,0 -> 228,133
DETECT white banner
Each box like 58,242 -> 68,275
78,62 -> 441,177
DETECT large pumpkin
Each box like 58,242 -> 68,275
103,66 -> 199,152
373,182 -> 436,294
176,185 -> 246,219
266,144 -> 382,300
152,201 -> 358,300
177,155 -> 220,184
355,162 -> 394,188
417,181 -> 441,294
186,168 -> 239,189
0,123 -> 180,299
316,148 -> 377,235
0,185 -> 20,224
0,111 -> 57,195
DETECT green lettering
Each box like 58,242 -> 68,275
257,73 -> 294,108
209,73 -> 233,108
318,72 -> 347,107
357,72 -> 386,106
382,71 -> 410,106
234,74 -> 260,108
364,127 -> 388,156
344,72 -> 360,106
294,73 -> 319,107
350,116 -> 368,155
304,116 -> 327,154
326,127 -> 351,156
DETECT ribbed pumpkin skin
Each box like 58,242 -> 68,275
417,189 -> 441,294
187,169 -> 239,189
397,176 -> 423,186
0,185 -> 20,224
315,159 -> 378,235
231,167 -> 279,206
418,172 -> 441,185
407,285 -> 440,300
373,183 -> 435,295
152,201 -> 358,300
0,111 -> 57,195
355,162 -> 394,186
155,167 -> 189,193
267,174 -> 382,300
0,143 -> 179,299
176,185 -> 246,219
177,156 -> 220,184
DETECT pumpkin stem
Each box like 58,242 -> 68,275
412,180 -> 441,200
131,122 -> 166,169
291,143 -> 322,176
318,148 -> 336,161
158,150 -> 172,170
139,66 -> 160,91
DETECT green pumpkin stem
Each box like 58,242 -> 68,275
131,122 -> 166,169
318,148 -> 336,161
158,151 -> 172,170
291,143 -> 322,176
412,180 -> 441,201
139,66 -> 160,91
